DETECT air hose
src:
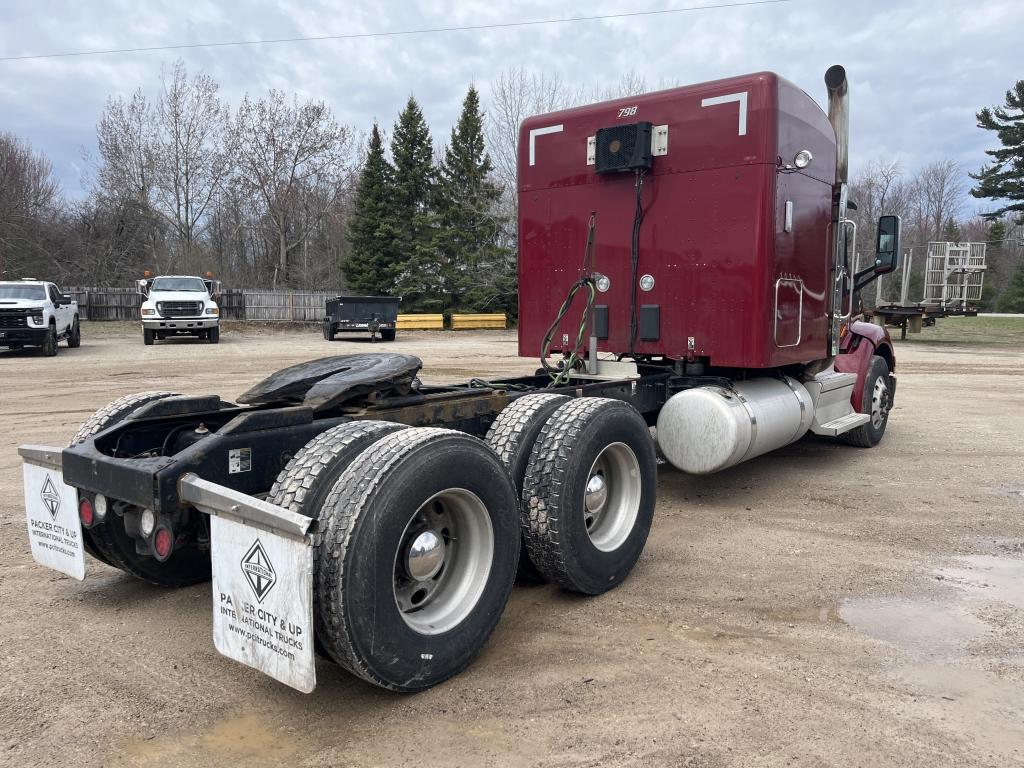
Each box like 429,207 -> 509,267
540,213 -> 597,386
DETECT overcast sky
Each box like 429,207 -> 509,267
0,0 -> 1018,215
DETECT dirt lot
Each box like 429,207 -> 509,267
1,324 -> 1022,768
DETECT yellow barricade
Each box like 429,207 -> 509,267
450,313 -> 507,330
396,314 -> 444,330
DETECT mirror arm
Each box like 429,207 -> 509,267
853,266 -> 879,294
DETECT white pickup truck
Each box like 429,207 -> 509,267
0,280 -> 81,356
138,275 -> 221,345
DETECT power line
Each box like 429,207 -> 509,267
0,0 -> 795,63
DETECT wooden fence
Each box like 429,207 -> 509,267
67,288 -> 336,322
66,289 -> 510,329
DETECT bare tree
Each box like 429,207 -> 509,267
232,90 -> 353,286
153,60 -> 232,266
485,67 -> 582,195
95,90 -> 157,206
0,133 -> 60,278
915,159 -> 964,241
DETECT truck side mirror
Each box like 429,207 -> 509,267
874,215 -> 901,275
60,294 -> 73,305
136,279 -> 150,297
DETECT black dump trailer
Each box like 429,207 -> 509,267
323,295 -> 401,342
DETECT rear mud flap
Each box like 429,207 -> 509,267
180,474 -> 317,693
19,445 -> 86,581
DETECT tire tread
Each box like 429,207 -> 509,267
522,397 -> 621,591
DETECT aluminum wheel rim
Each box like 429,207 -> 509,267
393,488 -> 493,635
870,376 -> 891,429
584,442 -> 642,552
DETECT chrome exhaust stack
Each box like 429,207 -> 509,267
824,65 -> 849,185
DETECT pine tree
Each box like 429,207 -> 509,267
434,86 -> 513,314
979,219 -> 1007,309
970,80 -> 1024,223
343,123 -> 396,295
387,97 -> 438,309
941,216 -> 963,243
996,258 -> 1024,313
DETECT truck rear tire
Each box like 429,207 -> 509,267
268,420 -> 408,519
845,355 -> 893,448
69,391 -> 181,569
208,326 -> 219,344
67,317 -> 81,348
143,328 -> 155,346
521,398 -> 657,595
69,391 -> 211,586
42,324 -> 58,356
380,329 -> 396,342
314,428 -> 519,691
486,393 -> 570,581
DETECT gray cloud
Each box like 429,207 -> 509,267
0,0 -> 1018,215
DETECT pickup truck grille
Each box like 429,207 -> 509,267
0,308 -> 33,328
156,301 -> 202,318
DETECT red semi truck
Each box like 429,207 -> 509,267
19,66 -> 898,693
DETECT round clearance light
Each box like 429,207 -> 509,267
140,508 -> 156,537
152,526 -> 173,561
94,493 -> 108,521
78,497 -> 95,527
639,274 -> 655,291
794,149 -> 813,169
595,274 -> 611,293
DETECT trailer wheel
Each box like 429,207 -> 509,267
315,428 -> 519,691
845,355 -> 893,448
69,391 -> 181,568
268,420 -> 408,519
380,329 -> 396,342
323,320 -> 335,341
522,398 -> 656,595
485,393 -> 570,581
143,328 -> 155,345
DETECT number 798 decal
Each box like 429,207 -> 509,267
617,105 -> 638,118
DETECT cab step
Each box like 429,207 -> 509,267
813,412 -> 870,436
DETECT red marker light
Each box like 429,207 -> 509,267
79,497 -> 95,527
152,526 -> 173,561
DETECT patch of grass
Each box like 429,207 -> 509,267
898,316 -> 1024,347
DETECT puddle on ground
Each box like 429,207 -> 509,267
839,597 -> 986,658
940,554 -> 1024,610
840,554 -> 1024,659
840,553 -> 1024,762
120,712 -> 300,766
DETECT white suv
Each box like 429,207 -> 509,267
0,280 -> 80,356
139,275 -> 221,345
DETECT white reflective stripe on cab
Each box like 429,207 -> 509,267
22,462 -> 86,581
700,91 -> 748,136
210,514 -> 316,693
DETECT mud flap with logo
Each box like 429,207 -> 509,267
19,445 -> 86,581
179,473 -> 316,693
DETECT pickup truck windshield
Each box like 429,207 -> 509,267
0,284 -> 46,300
151,277 -> 206,292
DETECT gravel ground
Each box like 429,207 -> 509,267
1,324 -> 1022,768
